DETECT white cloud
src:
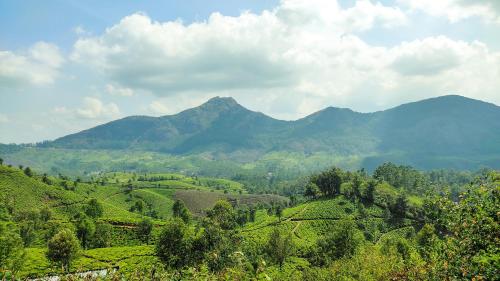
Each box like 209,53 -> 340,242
391,36 -> 469,76
76,97 -> 120,119
73,25 -> 91,36
68,0 -> 500,117
398,0 -> 500,24
149,101 -> 170,115
71,0 -> 406,95
0,42 -> 64,87
30,42 -> 65,68
51,97 -> 120,120
106,84 -> 134,96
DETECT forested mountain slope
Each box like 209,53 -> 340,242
36,95 -> 500,170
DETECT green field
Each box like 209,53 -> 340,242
0,162 -> 497,280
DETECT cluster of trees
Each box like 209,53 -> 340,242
0,207 -> 25,277
155,199 -> 295,274
1,160 -> 498,279
304,167 -> 376,203
304,165 -> 424,223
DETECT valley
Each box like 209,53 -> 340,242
1,160 -> 497,280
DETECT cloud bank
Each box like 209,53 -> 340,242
69,0 -> 500,116
0,42 -> 64,88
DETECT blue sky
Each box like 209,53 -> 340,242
0,0 -> 280,50
1,0 -> 500,143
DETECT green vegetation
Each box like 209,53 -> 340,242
0,159 -> 498,280
46,229 -> 80,271
3,95 -> 500,176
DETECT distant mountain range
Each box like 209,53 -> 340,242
43,95 -> 500,170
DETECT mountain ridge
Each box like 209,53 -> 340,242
37,95 -> 500,170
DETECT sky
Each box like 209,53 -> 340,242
1,0 -> 500,143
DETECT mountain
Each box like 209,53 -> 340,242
43,95 -> 500,170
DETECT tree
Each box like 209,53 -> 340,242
46,229 -> 80,271
249,208 -> 256,222
266,228 -> 293,269
275,205 -> 283,221
19,221 -> 36,247
75,216 -> 95,249
91,223 -> 113,248
131,200 -> 145,213
172,199 -> 190,223
197,220 -> 240,272
311,167 -> 343,197
432,173 -> 500,280
312,219 -> 364,265
380,236 -> 412,261
416,224 -> 437,261
236,208 -> 248,226
304,182 -> 320,199
364,179 -> 376,204
156,218 -> 193,269
206,200 -> 236,230
137,218 -> 153,243
0,222 -> 25,275
85,198 -> 103,218
352,173 -> 363,199
0,158 -> 3,165
40,206 -> 52,222
389,194 -> 408,219
42,173 -> 52,185
23,167 -> 33,177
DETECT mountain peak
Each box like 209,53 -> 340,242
204,96 -> 239,106
195,96 -> 245,113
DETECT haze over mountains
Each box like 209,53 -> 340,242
42,95 -> 500,170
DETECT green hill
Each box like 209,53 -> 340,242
30,95 -> 500,170
0,165 -> 85,220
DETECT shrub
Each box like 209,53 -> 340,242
46,229 -> 80,271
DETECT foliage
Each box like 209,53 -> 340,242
309,219 -> 365,266
433,174 -> 500,280
46,229 -> 80,271
156,218 -> 193,269
266,228 -> 294,269
172,199 -> 191,223
92,222 -> 113,248
85,198 -> 104,218
206,200 -> 237,230
75,215 -> 95,249
304,182 -> 320,199
40,206 -> 52,222
0,222 -> 25,274
311,167 -> 343,197
137,218 -> 153,243
1,162 -> 498,279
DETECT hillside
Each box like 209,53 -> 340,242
2,162 -> 498,280
26,95 -> 500,171
0,166 -> 286,223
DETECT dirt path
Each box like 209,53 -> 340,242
242,205 -> 309,233
290,205 -> 308,238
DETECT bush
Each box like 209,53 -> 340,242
0,222 -> 25,274
137,218 -> 153,243
92,222 -> 113,248
85,198 -> 103,218
46,229 -> 80,271
156,218 -> 193,269
310,219 -> 364,266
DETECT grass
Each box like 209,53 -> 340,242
19,246 -> 156,278
0,166 -> 85,219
